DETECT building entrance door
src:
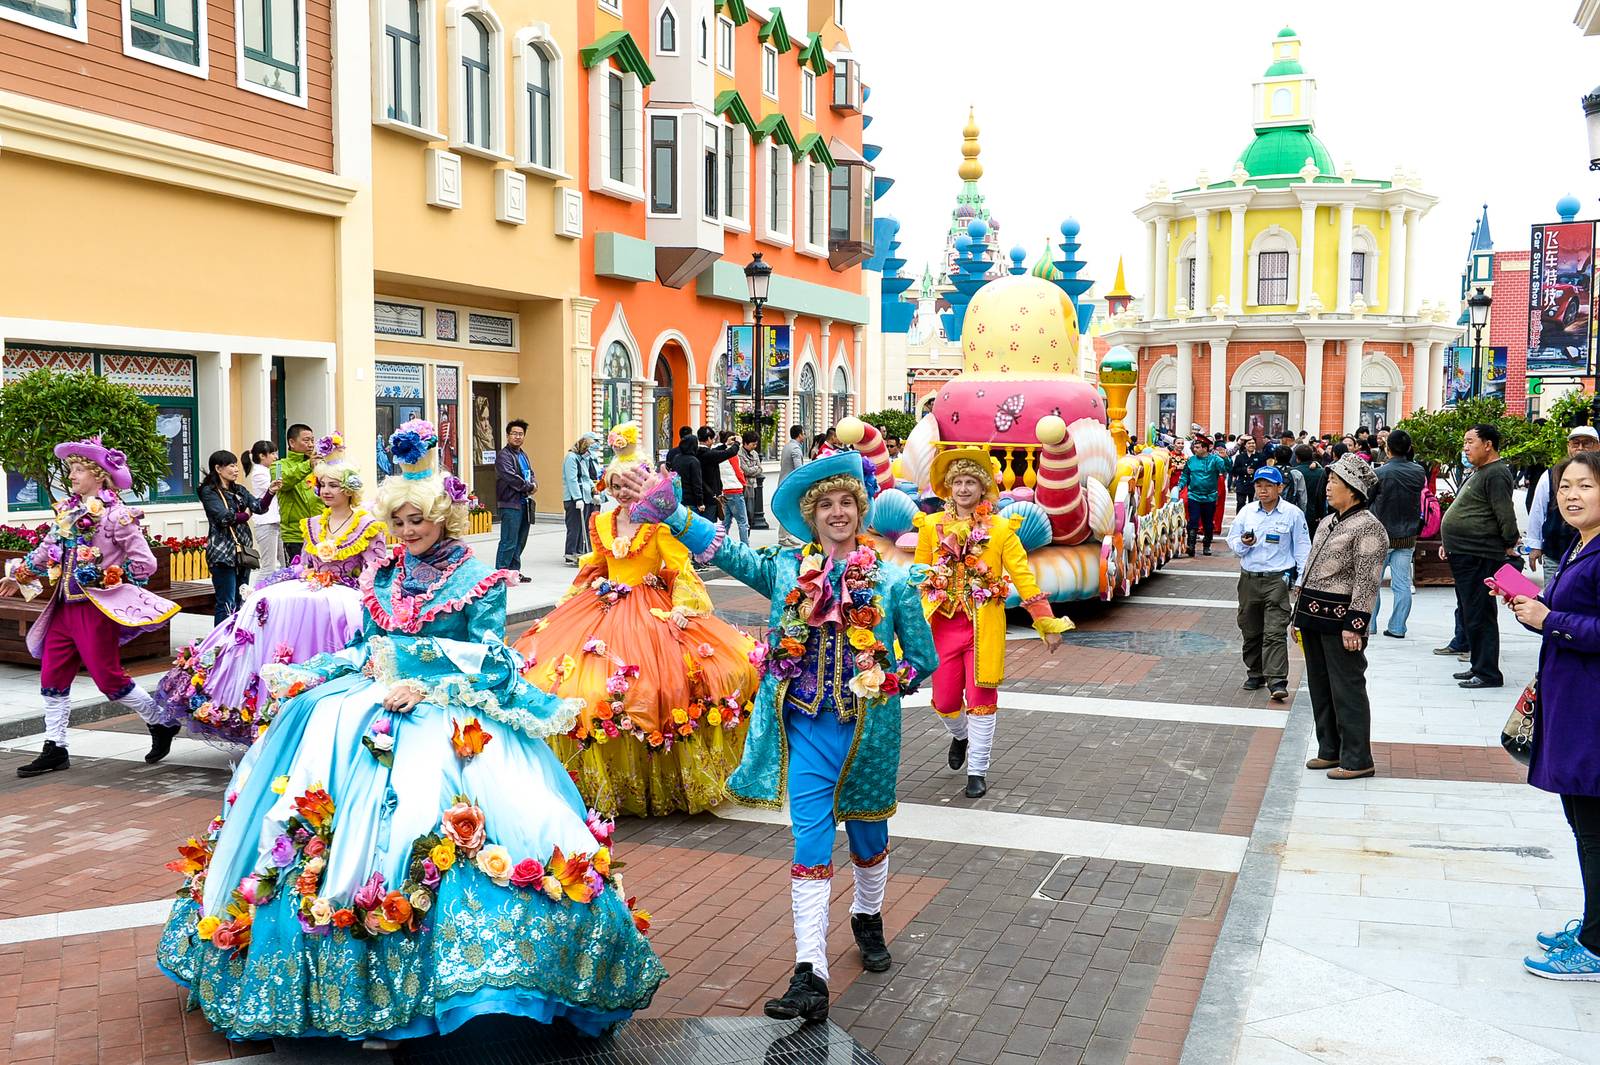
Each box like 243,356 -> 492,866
1359,392 -> 1388,434
1244,391 -> 1288,444
471,382 -> 503,510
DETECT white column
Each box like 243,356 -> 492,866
689,384 -> 705,424
1145,221 -> 1158,321
1194,208 -> 1211,313
1303,338 -> 1325,436
1154,217 -> 1170,318
1387,206 -> 1407,315
1298,203 -> 1317,308
1427,340 -> 1446,410
1175,341 -> 1194,432
1208,338 -> 1228,432
1336,203 -> 1354,312
1410,339 -> 1430,417
1403,209 -> 1420,315
1229,205 -> 1246,313
1342,338 -> 1364,432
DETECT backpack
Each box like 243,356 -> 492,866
1282,467 -> 1306,511
1419,483 -> 1442,539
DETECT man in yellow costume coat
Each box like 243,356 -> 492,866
914,448 -> 1070,797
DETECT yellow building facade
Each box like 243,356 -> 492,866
1102,28 -> 1461,440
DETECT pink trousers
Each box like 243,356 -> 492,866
930,611 -> 998,717
39,600 -> 136,697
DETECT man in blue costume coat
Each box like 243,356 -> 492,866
619,450 -> 938,1024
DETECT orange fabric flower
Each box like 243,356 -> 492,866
441,800 -> 486,856
449,717 -> 493,760
332,909 -> 356,928
379,890 -> 413,932
293,787 -> 335,831
547,847 -> 595,903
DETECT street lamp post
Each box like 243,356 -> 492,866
904,368 -> 916,414
1467,286 -> 1492,400
745,252 -> 773,530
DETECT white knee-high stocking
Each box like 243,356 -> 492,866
967,713 -> 997,775
790,877 -> 832,981
42,693 -> 71,746
851,858 -> 888,916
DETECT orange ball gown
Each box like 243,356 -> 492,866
510,509 -> 759,817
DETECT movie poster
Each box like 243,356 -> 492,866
725,325 -> 792,396
1443,346 -> 1508,404
1528,221 -> 1597,377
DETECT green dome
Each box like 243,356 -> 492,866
1240,126 -> 1334,178
1276,26 -> 1297,37
1264,57 -> 1304,76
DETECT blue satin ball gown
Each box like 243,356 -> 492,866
155,538 -> 667,1041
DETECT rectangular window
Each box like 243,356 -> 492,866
831,57 -> 858,110
650,114 -> 678,214
1257,250 -> 1289,305
384,0 -> 422,125
130,0 -> 201,66
607,72 -> 625,182
703,121 -> 719,220
762,44 -> 778,98
0,0 -> 80,34
801,70 -> 815,118
241,0 -> 302,98
722,121 -> 748,225
716,15 -> 734,74
808,162 -> 825,247
829,164 -> 850,242
769,143 -> 782,232
527,47 -> 553,168
1350,251 -> 1367,299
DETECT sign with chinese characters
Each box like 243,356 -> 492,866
725,325 -> 792,397
1528,221 -> 1597,378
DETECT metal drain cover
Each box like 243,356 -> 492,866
392,1016 -> 881,1065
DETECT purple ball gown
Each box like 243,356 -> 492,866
154,510 -> 389,744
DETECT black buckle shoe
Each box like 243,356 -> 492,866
763,962 -> 829,1023
1241,676 -> 1266,691
145,722 -> 181,764
17,740 -> 69,778
851,912 -> 892,973
947,737 -> 968,770
965,774 -> 988,798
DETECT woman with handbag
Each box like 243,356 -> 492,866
199,450 -> 280,622
1509,451 -> 1600,980
1292,454 -> 1390,780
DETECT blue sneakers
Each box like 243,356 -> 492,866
1524,942 -> 1600,981
1537,918 -> 1583,953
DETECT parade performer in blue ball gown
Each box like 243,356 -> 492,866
616,451 -> 937,1024
155,421 -> 665,1043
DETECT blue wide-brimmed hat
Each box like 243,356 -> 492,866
771,451 -> 870,542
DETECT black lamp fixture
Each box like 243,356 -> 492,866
1585,87 -> 1600,171
1467,285 -> 1492,400
744,252 -> 774,529
904,367 -> 916,414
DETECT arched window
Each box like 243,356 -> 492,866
697,16 -> 707,60
796,363 -> 818,441
459,14 -> 492,149
656,5 -> 676,53
1271,87 -> 1291,116
830,365 -> 850,425
384,0 -> 424,126
1350,228 -> 1379,303
526,44 -> 552,168
1248,225 -> 1300,307
601,341 -> 635,441
514,26 -> 563,174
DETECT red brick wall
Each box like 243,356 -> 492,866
1490,250 -> 1533,415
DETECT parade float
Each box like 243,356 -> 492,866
847,264 -> 1184,603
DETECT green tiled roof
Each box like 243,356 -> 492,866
754,112 -> 798,150
797,32 -> 829,74
580,30 -> 655,86
758,6 -> 792,51
1264,57 -> 1304,76
716,0 -> 749,25
796,133 -> 835,169
715,90 -> 758,134
1240,125 -> 1332,178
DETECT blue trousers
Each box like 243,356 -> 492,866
495,504 -> 531,570
786,706 -> 888,874
1374,546 -> 1414,636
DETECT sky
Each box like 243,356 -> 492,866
772,0 -> 1600,311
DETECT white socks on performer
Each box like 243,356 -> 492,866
790,877 -> 832,981
940,713 -> 969,740
851,858 -> 888,916
116,684 -> 160,724
42,693 -> 71,747
967,714 -> 996,775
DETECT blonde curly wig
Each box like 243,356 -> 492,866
374,473 -> 469,538
312,460 -> 364,504
942,458 -> 998,498
798,474 -> 870,530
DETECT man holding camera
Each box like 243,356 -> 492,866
1227,466 -> 1311,702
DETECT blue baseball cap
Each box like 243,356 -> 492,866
1253,466 -> 1284,485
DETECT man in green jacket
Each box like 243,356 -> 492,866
1179,436 -> 1230,556
1439,423 -> 1521,689
273,423 -> 325,564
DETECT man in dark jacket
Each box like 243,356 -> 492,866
1291,443 -> 1328,531
494,418 -> 536,574
1440,423 -> 1521,688
1371,429 -> 1426,639
1230,437 -> 1265,512
695,426 -> 741,520
671,432 -> 706,515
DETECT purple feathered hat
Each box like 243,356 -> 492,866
54,436 -> 132,490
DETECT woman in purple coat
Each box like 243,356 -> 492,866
1511,451 -> 1600,980
0,437 -> 181,776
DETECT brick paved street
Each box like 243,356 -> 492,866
0,530 -> 1572,1065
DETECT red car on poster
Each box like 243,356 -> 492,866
1542,255 -> 1592,332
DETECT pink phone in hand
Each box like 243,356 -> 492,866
1485,563 -> 1541,601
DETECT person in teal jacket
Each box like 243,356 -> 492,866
1179,436 -> 1230,556
618,451 -> 938,1025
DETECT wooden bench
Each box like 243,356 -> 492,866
0,581 -> 217,667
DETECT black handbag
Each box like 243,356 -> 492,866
229,522 -> 261,570
1501,679 -> 1537,766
